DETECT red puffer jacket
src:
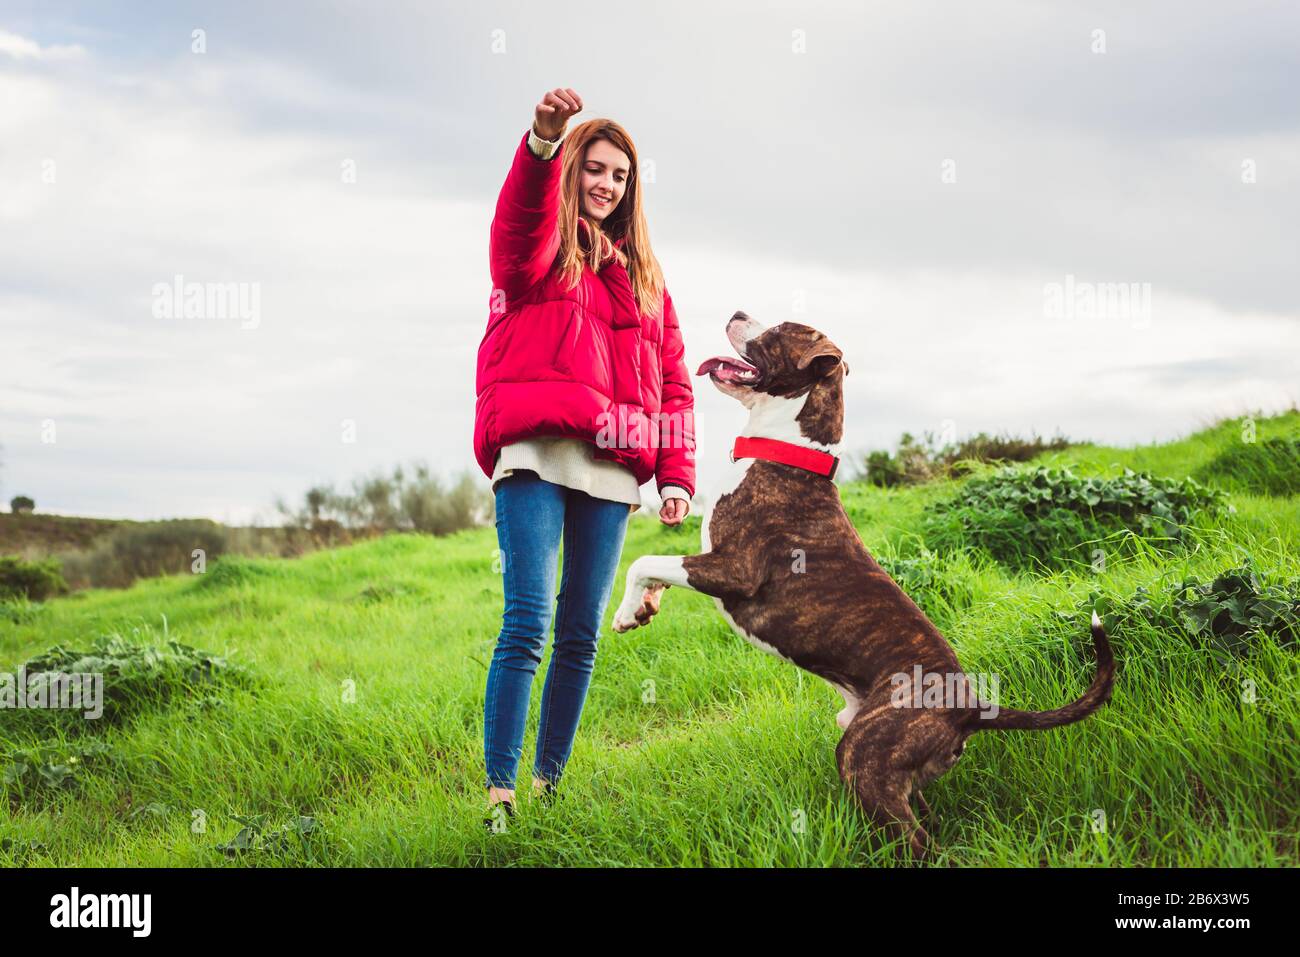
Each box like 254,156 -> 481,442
473,130 -> 696,498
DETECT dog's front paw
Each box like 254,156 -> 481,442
611,585 -> 665,634
611,604 -> 641,633
635,584 -> 665,625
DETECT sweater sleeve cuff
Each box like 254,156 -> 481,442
527,125 -> 566,160
658,484 -> 691,502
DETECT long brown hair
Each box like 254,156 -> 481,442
556,118 -> 664,318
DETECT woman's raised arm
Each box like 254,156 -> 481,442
488,88 -> 584,307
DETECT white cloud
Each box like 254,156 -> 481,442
1,3 -> 1297,522
664,244 -> 1300,484
0,29 -> 85,61
0,50 -> 485,521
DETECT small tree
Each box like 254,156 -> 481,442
0,556 -> 67,600
10,495 -> 34,514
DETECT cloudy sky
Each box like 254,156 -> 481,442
1,0 -> 1297,522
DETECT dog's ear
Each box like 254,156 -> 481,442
796,339 -> 843,377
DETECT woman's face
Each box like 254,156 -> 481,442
580,139 -> 631,224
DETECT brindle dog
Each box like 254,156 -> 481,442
611,311 -> 1114,861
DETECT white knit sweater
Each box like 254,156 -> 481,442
489,126 -> 691,513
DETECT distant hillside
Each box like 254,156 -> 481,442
0,512 -> 386,593
0,513 -> 128,558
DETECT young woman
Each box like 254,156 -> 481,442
473,88 -> 696,818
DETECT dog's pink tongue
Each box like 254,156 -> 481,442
696,356 -> 755,379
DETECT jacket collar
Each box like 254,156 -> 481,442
731,435 -> 840,480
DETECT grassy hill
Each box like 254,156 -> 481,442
1,413 -> 1297,866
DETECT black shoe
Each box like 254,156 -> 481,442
535,780 -> 559,807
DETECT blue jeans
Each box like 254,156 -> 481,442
484,470 -> 631,790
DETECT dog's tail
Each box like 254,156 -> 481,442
966,611 -> 1114,732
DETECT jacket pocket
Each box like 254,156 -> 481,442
549,302 -> 582,375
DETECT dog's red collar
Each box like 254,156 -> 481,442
731,436 -> 840,480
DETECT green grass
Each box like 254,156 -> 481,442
1197,434 -> 1300,497
1,413 -> 1297,867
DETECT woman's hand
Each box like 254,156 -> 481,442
533,87 -> 583,141
659,497 -> 689,526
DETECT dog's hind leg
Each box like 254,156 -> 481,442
887,788 -> 932,863
913,788 -> 931,820
838,761 -> 931,862
836,707 -> 940,863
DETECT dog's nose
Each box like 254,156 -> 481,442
729,311 -> 751,326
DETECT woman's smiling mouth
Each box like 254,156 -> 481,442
589,191 -> 611,209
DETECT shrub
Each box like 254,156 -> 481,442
107,519 -> 227,581
1,633 -> 252,740
863,449 -> 905,488
400,471 -> 494,535
0,556 -> 68,601
56,519 -> 227,590
852,430 -> 1076,487
1086,562 -> 1299,661
9,496 -> 34,515
1,740 -> 114,803
1197,435 -> 1300,496
946,432 -> 1074,466
863,433 -> 940,486
276,462 -> 493,535
923,466 -> 1227,571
